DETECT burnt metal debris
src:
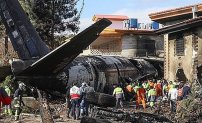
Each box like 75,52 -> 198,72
85,106 -> 172,123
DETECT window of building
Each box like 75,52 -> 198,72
175,34 -> 184,56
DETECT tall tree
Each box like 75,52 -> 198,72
19,0 -> 84,49
33,0 -> 82,49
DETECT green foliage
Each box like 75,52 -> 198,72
0,75 -> 16,94
16,0 -> 83,50
19,0 -> 38,26
0,75 -> 12,87
20,0 -> 83,49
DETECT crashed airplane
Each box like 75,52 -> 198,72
0,0 -> 163,95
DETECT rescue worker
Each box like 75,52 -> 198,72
177,83 -> 184,101
125,83 -> 134,101
84,82 -> 95,115
85,82 -> 95,93
135,83 -> 146,110
148,79 -> 155,88
148,86 -> 157,109
14,82 -> 25,121
113,84 -> 124,109
168,81 -> 174,91
155,80 -> 162,97
168,84 -> 178,113
182,82 -> 191,99
142,80 -> 149,101
70,82 -> 80,120
142,81 -> 149,90
0,87 -> 12,115
80,82 -> 88,117
163,82 -> 169,97
4,86 -> 12,115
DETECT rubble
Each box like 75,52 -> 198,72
175,85 -> 202,123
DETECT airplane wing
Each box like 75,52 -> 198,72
17,18 -> 112,76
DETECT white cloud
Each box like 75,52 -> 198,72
79,17 -> 93,32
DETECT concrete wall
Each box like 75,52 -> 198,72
121,35 -> 138,57
109,20 -> 124,29
121,34 -> 164,58
164,27 -> 202,82
196,27 -> 202,66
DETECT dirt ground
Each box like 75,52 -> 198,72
0,114 -> 80,123
0,101 -> 172,123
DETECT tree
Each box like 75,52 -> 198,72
19,0 -> 84,49
33,0 -> 83,49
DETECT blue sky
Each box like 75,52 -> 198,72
78,0 -> 202,31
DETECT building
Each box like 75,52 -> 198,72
82,15 -> 164,58
149,4 -> 202,83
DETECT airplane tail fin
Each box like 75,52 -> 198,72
17,18 -> 112,76
0,0 -> 50,60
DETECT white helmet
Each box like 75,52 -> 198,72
19,82 -> 25,90
82,82 -> 87,87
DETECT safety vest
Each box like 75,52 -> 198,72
143,83 -> 149,89
148,89 -> 156,96
113,87 -> 123,95
5,88 -> 11,96
70,86 -> 80,99
163,85 -> 169,92
133,86 -> 140,93
168,84 -> 173,91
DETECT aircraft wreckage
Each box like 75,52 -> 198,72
0,0 -> 169,122
0,0 -> 163,95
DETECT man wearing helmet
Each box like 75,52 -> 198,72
14,82 -> 25,121
80,82 -> 88,117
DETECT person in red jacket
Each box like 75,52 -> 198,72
70,82 -> 80,120
0,87 -> 12,115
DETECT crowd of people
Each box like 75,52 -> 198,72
0,79 -> 192,121
113,79 -> 192,113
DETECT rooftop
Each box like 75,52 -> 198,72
149,3 -> 202,23
93,15 -> 129,22
155,16 -> 202,35
100,28 -> 155,37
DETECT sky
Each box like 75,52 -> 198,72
77,0 -> 202,31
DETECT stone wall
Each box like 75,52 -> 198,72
164,26 -> 202,82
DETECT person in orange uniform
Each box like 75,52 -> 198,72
155,80 -> 162,97
135,82 -> 146,110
